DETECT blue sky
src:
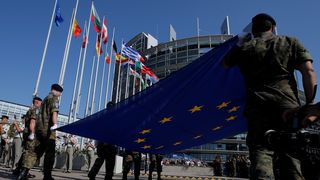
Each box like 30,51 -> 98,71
0,0 -> 319,116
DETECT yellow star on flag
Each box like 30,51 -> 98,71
173,141 -> 182,146
212,126 -> 223,131
159,117 -> 172,124
226,115 -> 237,121
217,101 -> 231,109
134,138 -> 146,144
228,106 -> 240,113
139,129 -> 151,135
193,135 -> 203,139
141,145 -> 151,149
189,105 -> 203,113
155,145 -> 164,150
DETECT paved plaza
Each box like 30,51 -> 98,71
0,166 -> 248,180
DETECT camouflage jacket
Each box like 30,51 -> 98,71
224,32 -> 312,109
36,93 -> 59,140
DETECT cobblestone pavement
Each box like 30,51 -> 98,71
0,166 -> 248,180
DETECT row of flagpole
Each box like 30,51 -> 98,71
33,0 -> 159,126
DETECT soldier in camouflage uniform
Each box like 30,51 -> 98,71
88,102 -> 117,180
122,150 -> 141,180
13,97 -> 42,178
17,84 -> 63,180
148,154 -> 163,180
223,13 -> 317,179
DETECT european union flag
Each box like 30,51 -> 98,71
54,0 -> 63,27
58,36 -> 248,154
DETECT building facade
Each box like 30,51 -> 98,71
115,32 -> 247,162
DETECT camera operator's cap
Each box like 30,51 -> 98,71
51,83 -> 63,93
0,115 -> 9,119
252,13 -> 276,26
33,96 -> 42,102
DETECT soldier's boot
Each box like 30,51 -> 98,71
148,173 -> 152,180
122,173 -> 127,180
16,168 -> 29,180
43,171 -> 54,180
12,168 -> 20,176
88,172 -> 96,180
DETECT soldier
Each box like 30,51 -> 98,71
17,83 -> 63,180
85,139 -> 95,172
88,102 -> 117,180
223,13 -> 317,179
62,134 -> 77,173
0,115 -> 10,165
212,155 -> 222,176
123,151 -> 141,180
11,115 -> 25,170
148,154 -> 163,180
13,97 -> 42,178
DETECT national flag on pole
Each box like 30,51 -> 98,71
104,53 -> 110,64
91,4 -> 101,33
101,18 -> 108,44
95,35 -> 103,55
122,44 -> 145,62
82,25 -> 87,48
82,36 -> 87,48
115,54 -> 129,64
73,19 -> 82,38
54,0 -> 64,27
113,40 -> 118,53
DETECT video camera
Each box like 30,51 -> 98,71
264,102 -> 320,163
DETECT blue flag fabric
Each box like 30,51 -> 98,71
54,0 -> 63,27
58,36 -> 248,154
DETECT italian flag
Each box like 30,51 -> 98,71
91,4 -> 101,33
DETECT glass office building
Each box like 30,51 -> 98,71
112,32 -> 247,162
0,99 -> 72,144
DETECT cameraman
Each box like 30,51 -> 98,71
223,13 -> 317,179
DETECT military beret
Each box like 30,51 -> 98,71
107,101 -> 115,109
33,96 -> 42,102
252,13 -> 276,26
51,83 -> 63,92
0,115 -> 9,119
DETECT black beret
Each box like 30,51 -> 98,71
252,13 -> 276,26
51,83 -> 63,92
0,115 -> 9,119
107,101 -> 115,109
33,96 -> 42,102
21,115 -> 26,119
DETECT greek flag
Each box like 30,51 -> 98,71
121,44 -> 142,62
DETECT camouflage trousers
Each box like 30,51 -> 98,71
249,147 -> 304,180
23,136 -> 55,176
123,154 -> 141,180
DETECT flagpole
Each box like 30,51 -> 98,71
77,1 -> 93,119
104,27 -> 115,107
91,18 -> 104,114
115,40 -> 124,103
85,56 -> 95,117
67,28 -> 84,124
73,21 -> 87,123
33,0 -> 58,97
132,64 -> 136,95
124,62 -> 130,98
98,41 -> 108,110
59,8 -> 74,85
